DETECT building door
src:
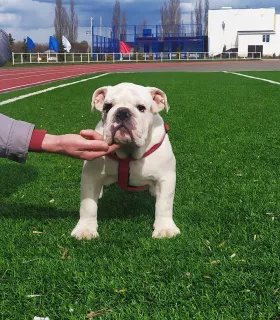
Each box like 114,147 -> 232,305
256,45 -> 263,58
248,45 -> 263,58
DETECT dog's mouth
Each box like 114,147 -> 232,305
112,124 -> 133,145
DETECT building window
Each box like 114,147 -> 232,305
263,34 -> 270,42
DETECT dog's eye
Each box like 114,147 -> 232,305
103,103 -> 113,113
137,105 -> 146,113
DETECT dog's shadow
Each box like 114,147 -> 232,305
0,163 -> 38,198
1,184 -> 155,222
1,188 -> 155,221
0,162 -> 155,221
98,186 -> 155,220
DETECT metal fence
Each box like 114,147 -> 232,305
92,24 -> 205,54
12,52 -> 262,65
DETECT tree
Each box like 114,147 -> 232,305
169,0 -> 182,34
160,1 -> 169,36
204,0 -> 209,36
195,0 -> 203,36
138,18 -> 147,36
22,38 -> 29,59
58,41 -> 66,61
69,0 -> 78,43
141,18 -> 147,29
54,0 -> 70,41
120,11 -> 127,41
112,0 -> 121,40
190,11 -> 195,37
22,38 -> 28,53
8,33 -> 15,46
70,40 -> 89,53
160,0 -> 182,35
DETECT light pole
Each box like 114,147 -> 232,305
100,16 -> 103,38
90,16 -> 95,57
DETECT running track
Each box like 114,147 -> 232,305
1,60 -> 280,93
0,63 -> 168,93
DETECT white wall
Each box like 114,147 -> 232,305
276,14 -> 280,33
273,14 -> 280,56
237,14 -> 280,56
238,34 -> 280,57
208,8 -> 276,55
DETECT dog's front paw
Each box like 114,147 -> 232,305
152,218 -> 180,239
71,220 -> 99,240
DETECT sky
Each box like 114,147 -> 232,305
0,0 -> 280,43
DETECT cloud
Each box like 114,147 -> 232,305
0,0 -> 54,31
0,13 -> 20,27
181,2 -> 195,12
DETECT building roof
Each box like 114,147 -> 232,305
209,7 -> 275,11
238,30 -> 275,34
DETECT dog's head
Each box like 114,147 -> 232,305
91,83 -> 169,147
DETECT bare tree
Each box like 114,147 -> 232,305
160,1 -> 169,36
138,18 -> 147,37
54,0 -> 70,41
69,0 -> 79,43
112,0 -> 121,40
142,19 -> 147,28
181,19 -> 186,36
195,0 -> 203,36
190,11 -> 194,36
120,11 -> 127,41
169,0 -> 181,34
204,0 -> 209,36
160,0 -> 181,36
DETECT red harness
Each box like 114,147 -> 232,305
106,124 -> 169,191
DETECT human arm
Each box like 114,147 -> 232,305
0,113 -> 34,163
40,130 -> 119,160
0,113 -> 118,163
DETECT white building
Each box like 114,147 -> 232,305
208,7 -> 280,57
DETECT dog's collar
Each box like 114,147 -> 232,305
106,123 -> 169,191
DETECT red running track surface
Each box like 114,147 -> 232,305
0,60 -> 269,93
0,63 -> 169,93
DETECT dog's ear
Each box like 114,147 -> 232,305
91,86 -> 109,112
148,87 -> 169,113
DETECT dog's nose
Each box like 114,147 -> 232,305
116,108 -> 131,121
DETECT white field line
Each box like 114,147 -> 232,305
0,73 -> 110,106
223,71 -> 280,86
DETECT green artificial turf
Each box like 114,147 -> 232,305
1,71 -> 280,319
240,71 -> 280,83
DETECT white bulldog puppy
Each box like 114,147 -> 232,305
71,83 -> 180,239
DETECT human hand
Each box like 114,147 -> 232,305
41,130 -> 119,161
